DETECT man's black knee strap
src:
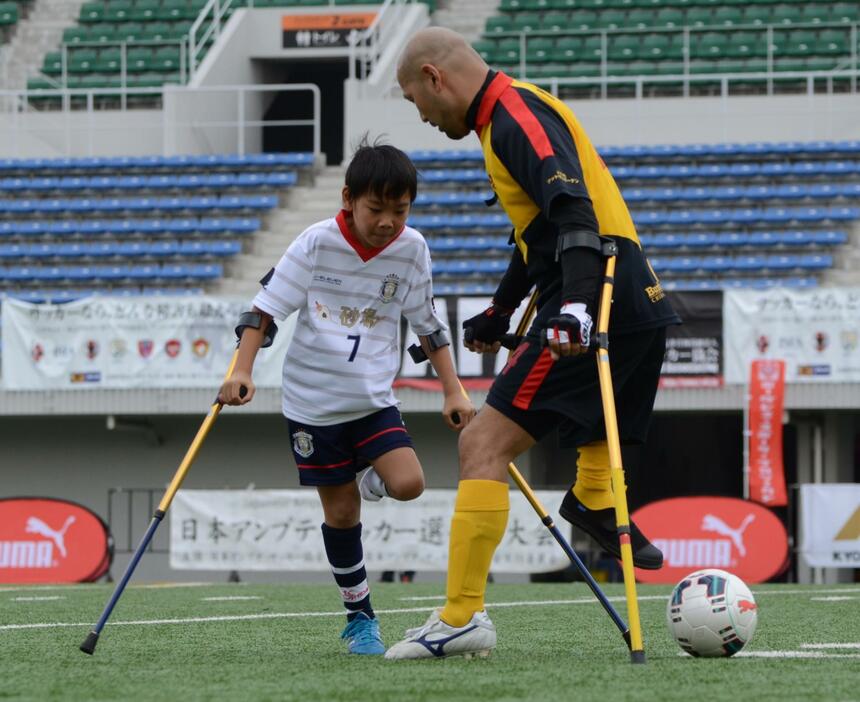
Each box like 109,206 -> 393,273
556,231 -> 618,260
235,311 -> 278,348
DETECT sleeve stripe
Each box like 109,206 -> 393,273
498,89 -> 555,160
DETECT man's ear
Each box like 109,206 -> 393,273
341,185 -> 353,210
421,64 -> 442,92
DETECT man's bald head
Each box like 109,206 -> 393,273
397,28 -> 490,140
397,27 -> 484,84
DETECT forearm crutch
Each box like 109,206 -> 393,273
80,350 -> 244,655
594,251 -> 647,664
456,293 -> 631,650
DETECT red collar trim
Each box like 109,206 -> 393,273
335,210 -> 404,262
475,72 -> 514,133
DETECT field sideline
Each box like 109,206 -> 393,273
2,582 -> 859,702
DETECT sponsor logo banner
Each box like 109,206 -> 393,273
170,489 -> 569,573
724,288 -> 860,383
800,483 -> 860,567
0,498 -> 111,584
661,291 -> 723,382
1,297 -> 291,390
748,359 -> 788,506
281,12 -> 376,49
631,496 -> 788,584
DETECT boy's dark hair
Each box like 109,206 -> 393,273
344,136 -> 418,204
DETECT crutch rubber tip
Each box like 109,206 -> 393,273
79,631 -> 99,655
622,630 -> 632,650
630,650 -> 646,664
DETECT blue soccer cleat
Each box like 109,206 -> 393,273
341,612 -> 386,655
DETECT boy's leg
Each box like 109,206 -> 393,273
366,446 -> 424,501
354,407 -> 422,502
317,482 -> 385,655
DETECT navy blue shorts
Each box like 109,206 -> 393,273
286,406 -> 414,486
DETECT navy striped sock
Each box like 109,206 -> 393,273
320,522 -> 374,622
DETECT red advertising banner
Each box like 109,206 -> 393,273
0,498 -> 112,583
748,359 -> 788,507
632,496 -> 789,584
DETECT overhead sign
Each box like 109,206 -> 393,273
800,483 -> 860,567
0,498 -> 112,583
631,496 -> 789,584
724,288 -> 860,383
281,13 -> 376,48
170,488 -> 569,573
747,359 -> 788,506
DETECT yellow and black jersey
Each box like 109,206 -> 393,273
465,70 -> 679,334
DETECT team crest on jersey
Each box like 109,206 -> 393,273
380,274 -> 400,303
292,430 -> 314,458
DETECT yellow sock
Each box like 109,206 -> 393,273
572,441 -> 614,510
440,479 -> 509,628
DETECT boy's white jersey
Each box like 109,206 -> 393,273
252,212 -> 445,425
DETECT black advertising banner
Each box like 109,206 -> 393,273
281,12 -> 376,49
661,291 -> 723,388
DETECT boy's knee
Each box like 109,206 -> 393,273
389,474 -> 425,501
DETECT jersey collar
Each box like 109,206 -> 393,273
336,209 -> 404,262
466,70 -> 514,134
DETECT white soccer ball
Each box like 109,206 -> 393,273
666,568 -> 758,658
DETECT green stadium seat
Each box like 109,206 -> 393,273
165,21 -> 192,39
772,4 -> 804,24
79,2 -> 105,23
496,38 -> 520,63
69,48 -> 98,73
596,8 -> 625,29
485,15 -> 513,33
805,56 -> 839,71
541,11 -> 568,31
684,7 -> 712,27
653,7 -> 683,28
130,0 -> 160,21
104,1 -> 133,22
127,46 -> 152,72
582,35 -> 604,61
117,22 -> 144,41
526,37 -> 553,62
473,39 -> 495,62
0,1 -> 17,26
832,3 -> 860,22
27,75 -> 56,91
653,60 -> 684,76
726,31 -> 767,58
744,5 -> 774,25
551,36 -> 584,61
88,23 -> 119,42
816,29 -> 849,55
41,51 -> 63,75
626,9 -> 653,28
158,0 -> 188,21
510,12 -> 540,31
140,21 -> 170,40
569,10 -> 598,30
783,29 -> 818,57
62,26 -> 89,44
713,6 -> 742,26
692,32 -> 728,59
799,4 -> 827,24
639,33 -> 670,59
95,47 -> 121,72
608,33 -> 639,60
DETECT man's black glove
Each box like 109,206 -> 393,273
462,303 -> 513,344
542,302 -> 593,351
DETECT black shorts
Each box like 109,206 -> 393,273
486,326 -> 667,448
286,406 -> 414,487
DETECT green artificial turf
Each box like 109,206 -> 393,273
1,582 -> 859,702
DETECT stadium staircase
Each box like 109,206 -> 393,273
0,0 -> 87,90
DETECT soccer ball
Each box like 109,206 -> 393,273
666,568 -> 758,658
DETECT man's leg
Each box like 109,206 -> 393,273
386,406 -> 535,659
572,440 -> 614,509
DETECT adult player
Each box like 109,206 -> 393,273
386,28 -> 680,660
219,140 -> 475,655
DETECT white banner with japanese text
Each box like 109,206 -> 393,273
724,289 -> 860,384
0,296 -> 292,389
170,488 -> 570,573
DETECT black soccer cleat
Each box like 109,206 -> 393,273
559,490 -> 663,570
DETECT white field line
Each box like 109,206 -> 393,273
10,596 -> 65,602
0,582 -> 212,594
735,651 -> 860,659
2,586 -> 860,634
810,596 -> 858,601
801,643 -> 860,649
202,596 -> 262,602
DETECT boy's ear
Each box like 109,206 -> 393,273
341,185 -> 353,211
